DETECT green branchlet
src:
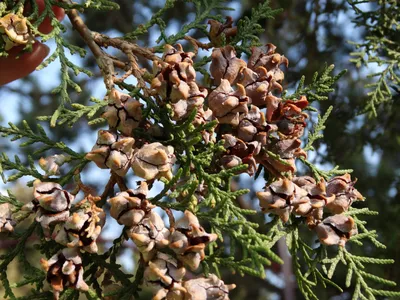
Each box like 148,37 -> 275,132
284,64 -> 347,101
0,121 -> 87,185
348,0 -> 400,117
231,1 -> 282,54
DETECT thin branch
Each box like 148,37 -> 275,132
98,173 -> 117,206
92,32 -> 161,62
66,6 -> 103,59
184,35 -> 212,54
64,0 -> 121,88
114,172 -> 128,191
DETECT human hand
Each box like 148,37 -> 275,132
0,0 -> 64,86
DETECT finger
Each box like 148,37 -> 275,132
0,42 -> 50,85
26,0 -> 65,34
37,0 -> 65,34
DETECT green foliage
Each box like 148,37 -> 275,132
298,105 -> 353,181
0,121 -> 87,185
348,0 -> 400,117
299,105 -> 354,181
299,157 -> 353,182
0,121 -> 81,157
153,0 -> 233,51
56,0 -> 120,11
124,0 -> 177,40
36,97 -> 107,127
284,64 -> 347,101
0,190 -> 24,209
285,208 -> 400,300
231,1 -> 282,54
39,35 -> 93,126
286,227 -> 344,300
0,223 -> 38,300
303,106 -> 333,152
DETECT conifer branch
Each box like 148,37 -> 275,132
0,1 -> 398,299
284,64 -> 346,101
348,0 -> 400,117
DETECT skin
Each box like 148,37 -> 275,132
0,0 -> 65,85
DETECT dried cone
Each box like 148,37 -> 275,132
208,79 -> 249,126
183,274 -> 236,300
292,176 -> 335,227
108,182 -> 153,227
162,44 -> 195,66
0,13 -> 31,50
238,67 -> 280,107
86,130 -> 134,176
171,81 -> 208,121
236,105 -> 273,144
316,214 -> 357,247
247,44 -> 288,88
208,16 -> 237,47
193,108 -> 215,144
144,252 -> 187,300
169,211 -> 217,271
270,97 -> 309,138
151,44 -> 196,101
26,181 -> 73,235
54,196 -> 105,253
0,203 -> 16,233
151,62 -> 191,102
326,174 -> 364,214
40,248 -> 89,300
221,134 -> 259,176
103,89 -> 143,136
257,137 -> 306,178
39,154 -> 69,176
210,46 -> 246,85
132,142 -> 175,181
256,178 -> 308,222
128,210 -> 170,261
151,44 -> 210,124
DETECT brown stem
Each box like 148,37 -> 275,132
113,67 -> 133,84
184,36 -> 212,54
113,172 -> 128,191
65,7 -> 159,90
64,1 -> 123,88
92,32 -> 161,62
78,181 -> 97,197
71,169 -> 96,196
98,173 -> 117,206
66,9 -> 125,70
164,208 -> 175,230
66,7 -> 103,59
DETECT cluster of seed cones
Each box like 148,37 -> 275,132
109,183 -> 234,299
0,17 -> 366,300
16,180 -> 233,299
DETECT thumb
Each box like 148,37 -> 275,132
0,42 -> 50,86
